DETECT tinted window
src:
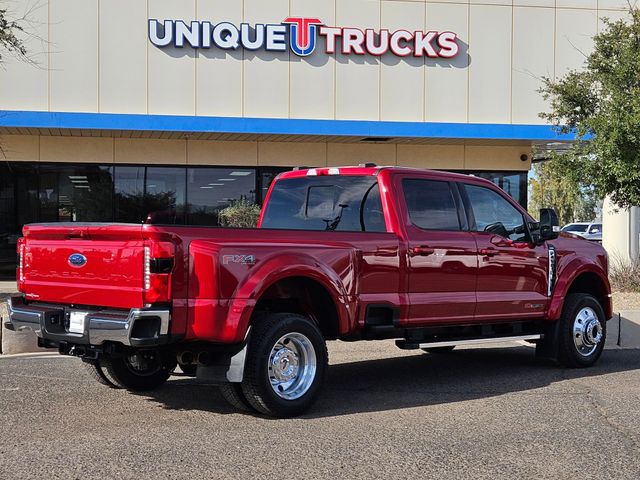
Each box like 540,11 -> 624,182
402,179 -> 460,231
38,165 -> 115,223
259,168 -> 289,204
589,224 -> 602,234
187,168 -> 256,226
115,166 -> 145,223
464,184 -> 525,241
261,176 -> 386,232
144,167 -> 186,224
471,172 -> 527,208
562,224 -> 588,233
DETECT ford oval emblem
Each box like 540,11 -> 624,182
68,253 -> 87,268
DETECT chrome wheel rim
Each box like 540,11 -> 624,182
268,332 -> 317,400
573,307 -> 603,357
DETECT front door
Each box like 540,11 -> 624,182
461,183 -> 549,320
400,177 -> 478,326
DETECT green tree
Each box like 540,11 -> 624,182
540,7 -> 640,208
218,199 -> 261,228
529,153 -> 600,225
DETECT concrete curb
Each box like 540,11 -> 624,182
608,311 -> 640,350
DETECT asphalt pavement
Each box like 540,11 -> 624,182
1,341 -> 640,479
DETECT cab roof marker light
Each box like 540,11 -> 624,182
307,169 -> 318,176
328,168 -> 340,175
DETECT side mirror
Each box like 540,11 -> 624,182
539,208 -> 560,241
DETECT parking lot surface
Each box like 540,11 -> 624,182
1,341 -> 640,479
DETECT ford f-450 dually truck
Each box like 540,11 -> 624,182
6,166 -> 611,417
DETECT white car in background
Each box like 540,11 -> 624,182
561,222 -> 603,243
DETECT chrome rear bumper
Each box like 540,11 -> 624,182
5,295 -> 170,347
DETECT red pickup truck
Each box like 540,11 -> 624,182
6,166 -> 611,417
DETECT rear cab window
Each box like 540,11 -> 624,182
261,176 -> 386,232
401,178 -> 462,231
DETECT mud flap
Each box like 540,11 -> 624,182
195,344 -> 248,384
536,321 -> 560,362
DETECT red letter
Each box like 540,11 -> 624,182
319,26 -> 342,54
389,30 -> 413,57
365,29 -> 389,56
437,31 -> 459,58
413,31 -> 438,58
342,28 -> 366,55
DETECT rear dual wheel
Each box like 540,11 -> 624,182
220,313 -> 328,418
83,349 -> 176,391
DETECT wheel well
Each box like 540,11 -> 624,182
566,272 -> 610,317
253,276 -> 341,339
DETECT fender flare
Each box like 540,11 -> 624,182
225,252 -> 355,342
547,259 -> 611,320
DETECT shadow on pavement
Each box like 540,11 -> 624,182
135,346 -> 640,418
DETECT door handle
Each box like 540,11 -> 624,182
480,247 -> 498,257
411,246 -> 435,256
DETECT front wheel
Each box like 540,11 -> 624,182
100,349 -> 176,391
557,293 -> 607,368
241,313 -> 328,418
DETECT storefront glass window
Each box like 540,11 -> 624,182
38,165 -> 115,222
115,166 -> 145,223
0,164 -> 17,276
144,167 -> 186,224
187,167 -> 256,226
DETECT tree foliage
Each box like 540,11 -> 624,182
0,7 -> 27,63
218,199 -> 261,228
529,153 -> 600,225
540,8 -> 640,208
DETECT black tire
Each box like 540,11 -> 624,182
101,349 -> 176,392
422,346 -> 456,354
557,293 -> 607,368
82,359 -> 119,388
241,313 -> 328,418
219,383 -> 255,413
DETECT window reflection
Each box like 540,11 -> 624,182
187,168 -> 256,226
115,166 -> 144,223
38,165 -> 114,222
470,172 -> 527,208
144,167 -> 186,225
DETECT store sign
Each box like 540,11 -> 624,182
149,17 -> 460,59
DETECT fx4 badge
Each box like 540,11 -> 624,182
222,254 -> 256,265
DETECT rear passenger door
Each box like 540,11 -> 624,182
399,177 -> 478,326
461,182 -> 549,320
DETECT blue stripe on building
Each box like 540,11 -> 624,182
0,110 -> 581,141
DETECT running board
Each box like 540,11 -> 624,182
396,334 -> 543,350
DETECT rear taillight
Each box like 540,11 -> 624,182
143,246 -> 151,291
143,241 -> 175,304
17,238 -> 25,290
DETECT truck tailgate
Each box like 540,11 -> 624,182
20,224 -> 146,309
